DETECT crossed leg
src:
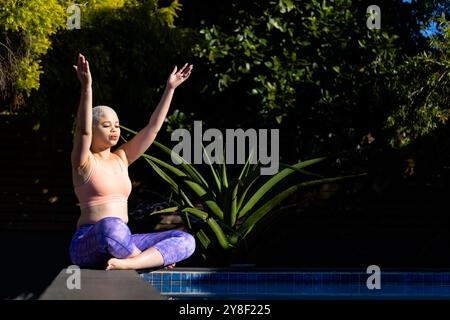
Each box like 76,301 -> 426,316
69,217 -> 196,270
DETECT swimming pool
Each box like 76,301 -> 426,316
140,268 -> 450,300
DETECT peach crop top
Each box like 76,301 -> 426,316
74,153 -> 132,209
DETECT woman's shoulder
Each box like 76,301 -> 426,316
72,151 -> 95,187
113,148 -> 129,168
72,150 -> 95,171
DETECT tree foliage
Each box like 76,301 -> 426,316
191,0 -> 450,160
28,0 -> 194,151
0,0 -> 65,109
386,14 -> 450,147
0,0 -> 185,112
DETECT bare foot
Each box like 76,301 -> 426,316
165,263 -> 176,270
106,258 -> 132,270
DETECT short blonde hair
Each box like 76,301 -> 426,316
92,105 -> 117,126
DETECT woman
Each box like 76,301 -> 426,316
70,53 -> 195,270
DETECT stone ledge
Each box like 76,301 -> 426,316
39,268 -> 164,300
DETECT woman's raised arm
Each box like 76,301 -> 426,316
71,53 -> 93,169
117,63 -> 193,166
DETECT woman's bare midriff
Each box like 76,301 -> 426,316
77,202 -> 129,228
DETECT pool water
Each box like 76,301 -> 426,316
140,269 -> 450,300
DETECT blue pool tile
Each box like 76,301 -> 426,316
191,273 -> 202,281
256,273 -> 268,281
300,273 -> 316,282
142,274 -> 151,282
161,284 -> 171,293
171,273 -> 181,281
209,273 -> 220,281
256,282 -> 267,294
423,272 -> 434,282
171,284 -> 181,293
141,271 -> 450,299
152,273 -> 161,282
282,283 -> 295,295
192,273 -> 201,281
153,283 -> 162,292
435,273 -> 450,282
181,284 -> 190,293
275,274 -> 289,282
244,283 -> 255,294
313,275 -> 324,284
216,273 -> 229,281
339,273 -> 358,283
201,273 -> 211,281
202,273 -> 211,281
247,273 -> 258,281
386,273 -> 408,283
267,273 -> 279,281
228,273 -> 242,281
410,274 -> 424,283
321,273 -> 336,283
228,282 -> 240,294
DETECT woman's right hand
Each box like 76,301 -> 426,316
73,53 -> 92,88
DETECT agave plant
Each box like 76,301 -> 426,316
121,125 -> 361,256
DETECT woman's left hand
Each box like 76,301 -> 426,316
167,63 -> 193,89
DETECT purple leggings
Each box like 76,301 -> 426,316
69,217 -> 196,268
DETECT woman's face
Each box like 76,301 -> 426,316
92,110 -> 120,148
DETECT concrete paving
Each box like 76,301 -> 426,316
39,268 -> 164,300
